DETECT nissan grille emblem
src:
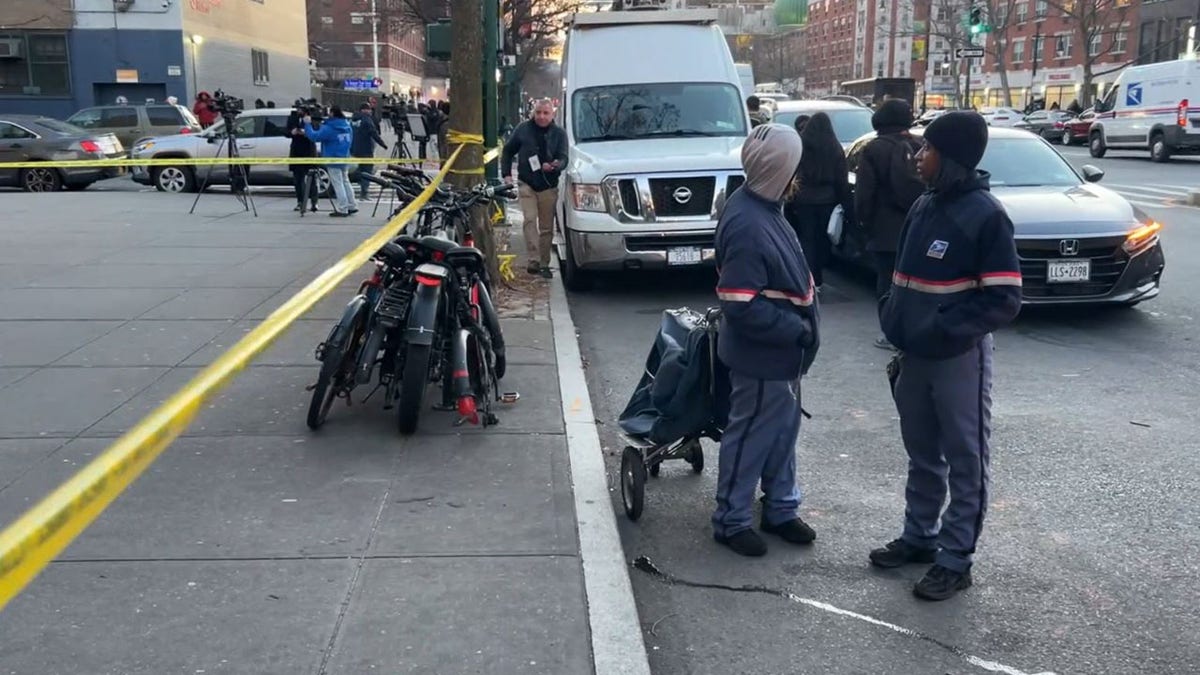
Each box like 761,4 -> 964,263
672,186 -> 693,204
1059,239 -> 1080,256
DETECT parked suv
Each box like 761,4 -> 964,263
130,108 -> 339,195
67,104 -> 202,151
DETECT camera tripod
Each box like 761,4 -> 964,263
189,113 -> 258,217
370,137 -> 414,218
297,163 -> 338,218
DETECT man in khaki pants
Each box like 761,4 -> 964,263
501,99 -> 569,278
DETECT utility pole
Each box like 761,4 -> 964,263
483,0 -> 499,182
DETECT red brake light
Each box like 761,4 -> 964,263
1178,99 -> 1189,127
180,127 -> 193,134
432,250 -> 445,262
79,140 -> 101,153
415,273 -> 442,286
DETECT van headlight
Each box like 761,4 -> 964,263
571,183 -> 606,212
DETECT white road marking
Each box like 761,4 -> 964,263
783,592 -> 1058,675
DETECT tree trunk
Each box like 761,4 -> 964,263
997,49 -> 1013,108
449,0 -> 499,283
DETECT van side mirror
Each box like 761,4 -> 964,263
1081,165 -> 1104,183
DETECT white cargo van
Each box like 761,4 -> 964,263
1089,58 -> 1200,162
555,6 -> 750,289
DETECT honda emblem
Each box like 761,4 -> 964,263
1058,239 -> 1080,256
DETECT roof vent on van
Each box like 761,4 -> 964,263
611,0 -> 679,10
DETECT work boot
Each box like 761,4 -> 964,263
714,529 -> 767,557
913,564 -> 972,601
760,516 -> 816,544
539,266 -> 553,279
868,538 -> 937,568
526,261 -> 540,275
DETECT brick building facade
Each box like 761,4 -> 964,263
306,0 -> 429,99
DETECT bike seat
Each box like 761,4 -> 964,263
419,235 -> 458,254
446,246 -> 485,267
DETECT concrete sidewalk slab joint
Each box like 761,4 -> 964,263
549,275 -> 652,675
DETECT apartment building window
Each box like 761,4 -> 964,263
0,32 -> 71,96
251,49 -> 270,85
1033,34 -> 1044,62
1035,0 -> 1047,18
1054,33 -> 1072,59
1016,1 -> 1027,23
1012,38 -> 1025,64
1088,32 -> 1102,57
1112,27 -> 1127,54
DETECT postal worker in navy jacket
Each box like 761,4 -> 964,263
870,111 -> 1022,600
712,123 -> 821,557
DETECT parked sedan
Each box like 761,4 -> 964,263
843,126 -> 1165,305
1061,109 -> 1096,145
67,103 -> 201,152
1013,109 -> 1076,140
980,106 -> 1023,127
0,115 -> 125,192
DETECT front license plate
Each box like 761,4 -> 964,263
667,246 -> 702,266
1047,259 -> 1091,283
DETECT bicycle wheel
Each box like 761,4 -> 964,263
466,331 -> 497,426
307,307 -> 367,430
397,342 -> 433,434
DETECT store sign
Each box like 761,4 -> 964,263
190,0 -> 225,14
344,78 -> 384,91
167,65 -> 182,76
116,69 -> 139,83
929,75 -> 957,93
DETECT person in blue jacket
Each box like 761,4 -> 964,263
870,110 -> 1022,600
711,123 -> 821,557
303,105 -> 357,217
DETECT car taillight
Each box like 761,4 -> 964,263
1054,121 -> 1064,128
1178,99 -> 1189,127
180,127 -> 193,134
79,140 -> 101,153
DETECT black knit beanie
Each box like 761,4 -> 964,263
923,111 -> 989,170
871,99 -> 913,134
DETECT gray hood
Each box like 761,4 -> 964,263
740,123 -> 802,202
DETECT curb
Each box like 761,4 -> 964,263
548,272 -> 652,675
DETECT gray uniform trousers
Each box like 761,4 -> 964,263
712,370 -> 803,538
893,333 -> 994,573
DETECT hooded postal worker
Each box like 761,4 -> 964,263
873,111 -> 1022,601
712,123 -> 821,558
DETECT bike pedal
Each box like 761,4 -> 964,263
500,391 -> 520,404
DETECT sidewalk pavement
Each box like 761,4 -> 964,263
0,190 -> 648,673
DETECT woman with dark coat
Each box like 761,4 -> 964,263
785,112 -> 850,287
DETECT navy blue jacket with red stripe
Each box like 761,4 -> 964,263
715,186 -> 820,380
880,171 -> 1022,359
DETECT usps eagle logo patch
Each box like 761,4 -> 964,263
926,240 -> 949,259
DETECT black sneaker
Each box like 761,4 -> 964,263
760,516 -> 816,544
539,267 -> 553,279
526,261 -> 540,275
869,538 -> 937,569
329,211 -> 349,218
714,529 -> 767,557
913,564 -> 972,601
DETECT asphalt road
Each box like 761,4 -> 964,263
568,166 -> 1199,673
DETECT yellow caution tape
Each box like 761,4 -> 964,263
0,155 -> 428,170
498,254 -> 517,282
0,144 -> 471,610
443,130 -> 503,175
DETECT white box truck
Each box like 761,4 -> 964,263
1089,57 -> 1200,162
555,6 -> 751,290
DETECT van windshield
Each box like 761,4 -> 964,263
572,82 -> 747,142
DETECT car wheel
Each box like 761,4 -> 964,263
559,229 -> 593,292
1089,132 -> 1107,158
20,167 -> 62,192
1150,133 -> 1171,163
1061,130 -> 1073,145
153,165 -> 195,193
315,168 -> 333,197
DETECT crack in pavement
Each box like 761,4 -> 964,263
632,556 -> 1057,675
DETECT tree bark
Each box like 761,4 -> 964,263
449,0 -> 498,283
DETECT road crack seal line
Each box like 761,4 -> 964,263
632,556 -> 1057,675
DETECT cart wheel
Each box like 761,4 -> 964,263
649,462 -> 660,478
686,442 -> 704,474
621,446 -> 646,521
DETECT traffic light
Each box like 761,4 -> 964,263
968,5 -> 984,35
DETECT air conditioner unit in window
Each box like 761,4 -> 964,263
0,39 -> 24,59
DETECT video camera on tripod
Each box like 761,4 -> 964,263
209,89 -> 245,119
